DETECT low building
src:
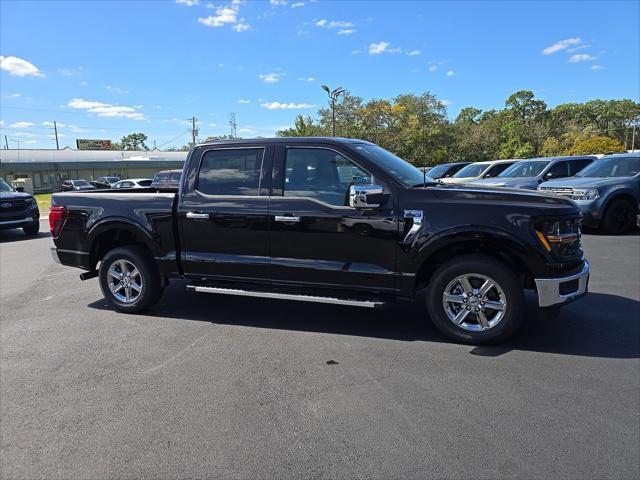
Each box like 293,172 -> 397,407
0,148 -> 186,192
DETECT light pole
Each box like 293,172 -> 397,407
321,85 -> 345,137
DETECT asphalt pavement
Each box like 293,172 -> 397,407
1,219 -> 639,479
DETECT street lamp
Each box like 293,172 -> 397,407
322,84 -> 345,137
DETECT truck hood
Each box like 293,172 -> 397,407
419,183 -> 578,213
0,191 -> 33,201
471,177 -> 539,189
539,177 -> 625,189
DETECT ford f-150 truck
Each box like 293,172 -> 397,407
50,138 -> 589,345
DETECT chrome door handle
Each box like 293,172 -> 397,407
186,212 -> 209,219
275,215 -> 301,223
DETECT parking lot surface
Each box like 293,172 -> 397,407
1,220 -> 639,479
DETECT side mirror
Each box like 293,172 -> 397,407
15,186 -> 25,192
349,185 -> 387,208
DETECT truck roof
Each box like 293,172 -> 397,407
195,137 -> 375,148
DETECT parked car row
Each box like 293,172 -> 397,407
429,153 -> 640,234
62,169 -> 183,193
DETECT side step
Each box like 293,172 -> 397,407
187,285 -> 386,308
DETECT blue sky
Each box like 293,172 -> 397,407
1,0 -> 638,149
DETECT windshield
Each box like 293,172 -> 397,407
453,163 -> 489,178
73,180 -> 91,187
351,143 -> 426,187
499,160 -> 548,178
138,180 -> 153,186
0,179 -> 15,193
106,177 -> 120,183
577,156 -> 640,177
428,164 -> 456,178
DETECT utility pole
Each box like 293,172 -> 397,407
191,117 -> 198,146
229,113 -> 237,138
53,121 -> 60,150
153,140 -> 156,150
632,122 -> 637,152
4,135 -> 8,149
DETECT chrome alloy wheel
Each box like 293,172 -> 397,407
442,273 -> 507,332
107,259 -> 143,304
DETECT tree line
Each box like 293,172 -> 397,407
276,90 -> 640,166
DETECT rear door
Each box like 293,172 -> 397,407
268,145 -> 399,294
178,145 -> 273,283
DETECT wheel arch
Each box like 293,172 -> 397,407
412,230 -> 534,292
87,219 -> 158,269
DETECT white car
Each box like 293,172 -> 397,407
440,159 -> 518,184
112,179 -> 153,189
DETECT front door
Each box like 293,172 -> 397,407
269,146 -> 400,294
179,145 -> 273,283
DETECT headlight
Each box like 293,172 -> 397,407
28,198 -> 38,208
535,219 -> 582,255
571,188 -> 599,201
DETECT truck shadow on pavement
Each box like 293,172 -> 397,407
88,281 -> 639,360
0,230 -> 51,243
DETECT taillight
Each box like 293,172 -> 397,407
49,205 -> 68,238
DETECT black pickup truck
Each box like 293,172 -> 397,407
50,138 -> 589,344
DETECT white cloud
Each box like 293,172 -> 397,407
67,98 -> 146,120
351,50 -> 361,55
446,70 -> 455,77
42,121 -> 67,128
428,65 -> 437,72
233,23 -> 250,32
369,41 -> 401,55
3,93 -> 21,98
198,1 -> 249,31
57,67 -> 83,77
441,99 -> 452,106
12,132 -> 37,138
542,37 -> 581,55
208,123 -> 218,127
237,99 -> 251,103
569,54 -> 596,63
590,64 -> 604,70
567,44 -> 590,53
80,81 -> 88,86
105,85 -> 128,94
22,140 -> 37,144
259,72 -> 283,83
270,0 -> 287,5
408,50 -> 421,56
298,76 -> 315,82
176,0 -> 199,5
291,2 -> 304,7
410,68 -> 419,73
0,56 -> 44,77
261,101 -> 318,110
10,121 -> 34,128
316,19 -> 355,34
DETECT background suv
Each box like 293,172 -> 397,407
440,159 -> 517,184
472,155 -> 595,189
0,178 -> 40,236
539,153 -> 640,234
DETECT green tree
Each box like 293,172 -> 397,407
568,135 -> 626,155
118,132 -> 149,151
277,115 -> 324,137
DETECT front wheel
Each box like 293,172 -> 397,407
601,198 -> 635,235
99,246 -> 164,313
23,220 -> 40,236
426,254 -> 525,345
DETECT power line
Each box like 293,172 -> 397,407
156,129 -> 191,149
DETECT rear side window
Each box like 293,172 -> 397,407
197,148 -> 264,196
484,162 -> 513,178
138,180 -> 152,187
568,159 -> 592,176
546,161 -> 570,178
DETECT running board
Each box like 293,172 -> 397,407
187,285 -> 385,308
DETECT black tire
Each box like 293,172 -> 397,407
23,221 -> 40,236
601,198 -> 635,235
426,254 -> 525,345
99,246 -> 164,313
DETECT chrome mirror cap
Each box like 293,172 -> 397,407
349,185 -> 384,208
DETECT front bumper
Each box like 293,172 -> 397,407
0,215 -> 38,230
534,260 -> 590,307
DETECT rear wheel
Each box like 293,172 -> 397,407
23,221 -> 40,236
426,254 -> 524,345
99,246 -> 163,313
601,198 -> 635,235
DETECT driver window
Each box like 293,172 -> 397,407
546,161 -> 569,178
284,148 -> 372,206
